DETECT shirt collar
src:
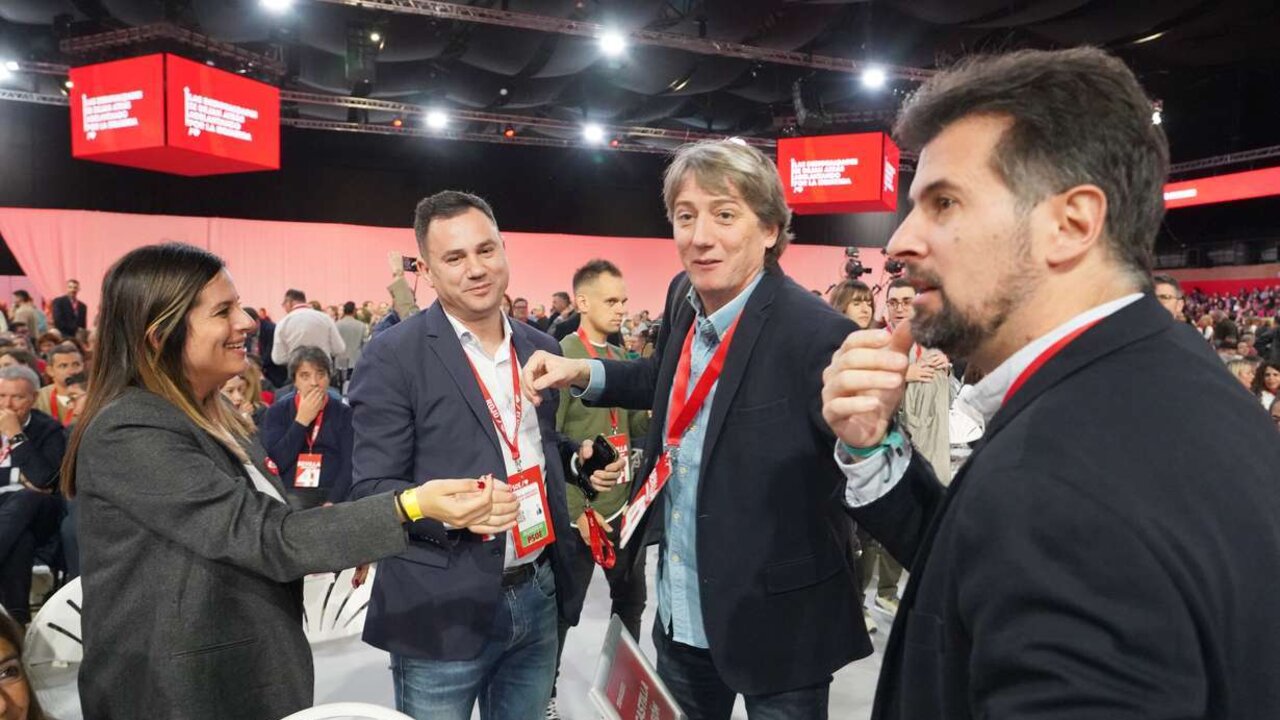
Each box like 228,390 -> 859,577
961,293 -> 1144,424
687,270 -> 765,342
443,310 -> 513,360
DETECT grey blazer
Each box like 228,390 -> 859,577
75,388 -> 407,720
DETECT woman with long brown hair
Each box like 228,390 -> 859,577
0,611 -> 46,720
63,243 -> 517,720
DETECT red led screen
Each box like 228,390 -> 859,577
1163,166 -> 1280,209
777,132 -> 900,214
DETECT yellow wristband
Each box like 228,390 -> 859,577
399,489 -> 426,522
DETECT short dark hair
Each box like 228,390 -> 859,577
0,349 -> 39,372
1152,274 -> 1183,297
894,47 -> 1169,282
13,290 -> 30,302
513,297 -> 528,307
572,260 -> 622,293
288,346 -> 332,381
284,289 -> 307,304
887,277 -> 914,292
553,291 -> 571,304
66,371 -> 88,388
342,301 -> 357,315
50,342 -> 83,361
413,190 -> 498,259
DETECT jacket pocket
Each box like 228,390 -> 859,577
763,553 -> 841,594
725,397 -> 789,426
398,542 -> 450,569
171,635 -> 257,658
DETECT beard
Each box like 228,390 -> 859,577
906,222 -> 1039,360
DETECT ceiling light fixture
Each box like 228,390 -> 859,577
503,126 -> 516,138
1133,31 -> 1166,45
861,66 -> 887,90
599,30 -> 628,58
425,110 -> 448,129
583,123 -> 605,144
260,0 -> 294,13
392,118 -> 403,128
369,31 -> 382,43
1152,100 -> 1164,126
609,138 -> 621,148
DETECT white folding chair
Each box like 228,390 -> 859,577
24,576 -> 83,720
303,565 -> 375,644
280,702 -> 414,720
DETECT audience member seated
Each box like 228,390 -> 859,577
1255,360 -> 1280,409
1226,358 -> 1256,390
261,347 -> 353,510
220,369 -> 269,429
34,343 -> 84,428
0,366 -> 66,624
0,610 -> 49,719
0,350 -> 40,378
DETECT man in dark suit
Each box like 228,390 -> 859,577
822,47 -> 1280,719
0,364 -> 66,623
525,140 -> 865,719
348,191 -> 625,720
50,278 -> 87,340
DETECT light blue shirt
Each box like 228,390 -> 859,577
582,271 -> 764,647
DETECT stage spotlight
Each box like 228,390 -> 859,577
425,110 -> 448,129
861,66 -> 886,90
64,79 -> 74,88
609,138 -> 620,148
260,0 -> 294,13
1152,100 -> 1164,126
583,124 -> 605,144
599,30 -> 627,58
392,118 -> 403,128
369,31 -> 382,43
503,126 -> 516,138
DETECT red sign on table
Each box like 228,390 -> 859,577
591,616 -> 686,720
69,53 -> 279,176
777,132 -> 900,214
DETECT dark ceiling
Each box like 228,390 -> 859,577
0,0 -> 1278,165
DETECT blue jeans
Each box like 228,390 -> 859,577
392,560 -> 558,720
653,620 -> 831,720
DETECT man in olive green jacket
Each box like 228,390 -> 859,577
549,260 -> 649,718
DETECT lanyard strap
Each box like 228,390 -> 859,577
1002,319 -> 1101,406
576,328 -> 619,431
294,393 -> 326,454
584,509 -> 617,569
466,339 -> 525,466
666,318 -> 740,448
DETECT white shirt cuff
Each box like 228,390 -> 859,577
835,433 -> 912,508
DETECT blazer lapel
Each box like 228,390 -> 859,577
422,303 -> 503,458
697,269 -> 779,477
983,295 -> 1169,441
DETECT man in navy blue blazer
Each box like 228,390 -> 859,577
524,141 -> 867,719
347,190 -> 625,720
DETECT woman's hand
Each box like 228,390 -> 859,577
412,477 -> 496,528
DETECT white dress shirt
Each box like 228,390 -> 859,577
838,293 -> 1144,507
444,311 -> 547,569
271,307 -> 347,365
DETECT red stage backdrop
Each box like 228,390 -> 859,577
69,53 -> 279,176
777,132 -> 900,214
0,208 -> 883,327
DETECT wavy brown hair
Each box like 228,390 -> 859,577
61,243 -> 252,497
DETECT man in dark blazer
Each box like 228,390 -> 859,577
50,278 -> 87,340
348,190 -> 624,720
525,141 -> 865,719
822,47 -> 1280,719
0,364 -> 66,623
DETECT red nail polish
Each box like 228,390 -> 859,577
477,480 -> 486,490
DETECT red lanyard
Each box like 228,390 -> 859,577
585,510 -> 616,569
466,339 -> 526,469
1002,320 -> 1101,406
576,328 -> 618,431
50,395 -> 74,426
666,318 -> 740,448
294,393 -> 326,453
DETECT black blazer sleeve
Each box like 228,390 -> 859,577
847,454 -> 945,571
262,402 -> 309,477
592,273 -> 685,411
11,416 -> 66,490
347,334 -> 451,545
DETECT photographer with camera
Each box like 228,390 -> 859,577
546,259 -> 650,719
